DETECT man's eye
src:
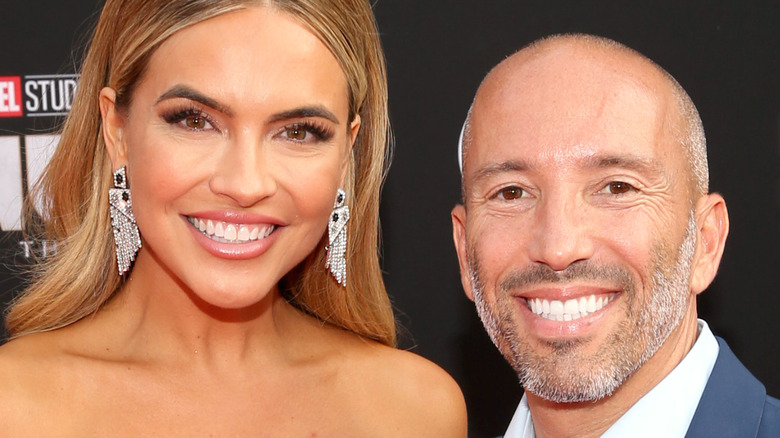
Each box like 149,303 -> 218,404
603,181 -> 635,195
496,186 -> 525,200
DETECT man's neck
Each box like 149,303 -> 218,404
526,312 -> 700,438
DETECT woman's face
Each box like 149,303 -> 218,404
102,6 -> 358,308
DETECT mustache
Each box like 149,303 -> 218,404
498,260 -> 634,294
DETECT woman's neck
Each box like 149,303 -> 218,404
79,254 -> 314,371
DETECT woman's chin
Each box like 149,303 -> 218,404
187,284 -> 279,314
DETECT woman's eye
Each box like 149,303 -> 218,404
184,115 -> 210,130
602,181 -> 635,195
496,186 -> 525,200
284,126 -> 309,141
162,108 -> 215,131
278,123 -> 332,143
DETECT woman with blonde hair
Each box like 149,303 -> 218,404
0,0 -> 467,435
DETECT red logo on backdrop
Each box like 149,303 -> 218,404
0,76 -> 23,117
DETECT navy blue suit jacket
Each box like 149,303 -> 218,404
497,337 -> 778,437
685,337 -> 780,437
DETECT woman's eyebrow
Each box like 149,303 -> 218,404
156,86 -> 340,125
156,85 -> 233,116
268,106 -> 340,125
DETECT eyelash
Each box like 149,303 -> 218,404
280,120 -> 334,142
161,106 -> 334,143
490,185 -> 527,201
162,106 -> 215,131
488,181 -> 638,200
598,181 -> 638,196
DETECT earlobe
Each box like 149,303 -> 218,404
452,205 -> 475,301
99,87 -> 127,170
690,193 -> 729,295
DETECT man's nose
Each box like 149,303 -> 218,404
208,136 -> 277,207
525,194 -> 595,271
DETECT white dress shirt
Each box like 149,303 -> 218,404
504,319 -> 720,438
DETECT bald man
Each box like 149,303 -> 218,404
451,34 -> 778,437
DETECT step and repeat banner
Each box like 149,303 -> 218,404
2,1 -> 778,436
0,2 -> 91,338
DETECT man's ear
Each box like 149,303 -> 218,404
452,204 -> 475,302
690,193 -> 729,295
99,87 -> 127,169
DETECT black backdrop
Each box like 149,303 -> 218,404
1,1 -> 778,437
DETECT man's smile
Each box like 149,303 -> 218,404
525,293 -> 617,322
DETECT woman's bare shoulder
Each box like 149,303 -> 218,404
344,340 -> 468,437
0,333 -> 59,381
0,333 -> 68,433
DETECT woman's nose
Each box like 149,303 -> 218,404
208,136 -> 277,207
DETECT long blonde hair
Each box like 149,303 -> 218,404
6,0 -> 395,346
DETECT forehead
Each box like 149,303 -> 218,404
467,46 -> 680,176
135,6 -> 348,116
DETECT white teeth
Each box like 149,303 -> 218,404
587,295 -> 596,312
563,299 -> 578,315
224,224 -> 237,240
528,293 -> 616,321
187,217 -> 275,244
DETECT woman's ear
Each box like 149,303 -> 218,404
348,114 -> 361,150
340,114 -> 361,184
690,193 -> 729,295
99,87 -> 127,170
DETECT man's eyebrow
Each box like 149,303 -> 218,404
156,85 -> 233,116
586,154 -> 664,174
267,106 -> 340,125
473,160 -> 532,182
471,155 -> 663,183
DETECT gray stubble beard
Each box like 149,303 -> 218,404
470,213 -> 697,403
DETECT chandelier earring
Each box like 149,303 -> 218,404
108,166 -> 142,275
326,188 -> 349,286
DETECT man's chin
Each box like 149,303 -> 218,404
518,358 -> 630,404
505,330 -> 646,404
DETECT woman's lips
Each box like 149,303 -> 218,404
184,214 -> 282,260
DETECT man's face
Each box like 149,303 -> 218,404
452,48 -> 701,402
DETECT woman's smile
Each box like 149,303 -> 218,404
187,216 -> 276,243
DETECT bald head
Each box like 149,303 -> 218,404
460,34 -> 707,199
451,33 -> 731,413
